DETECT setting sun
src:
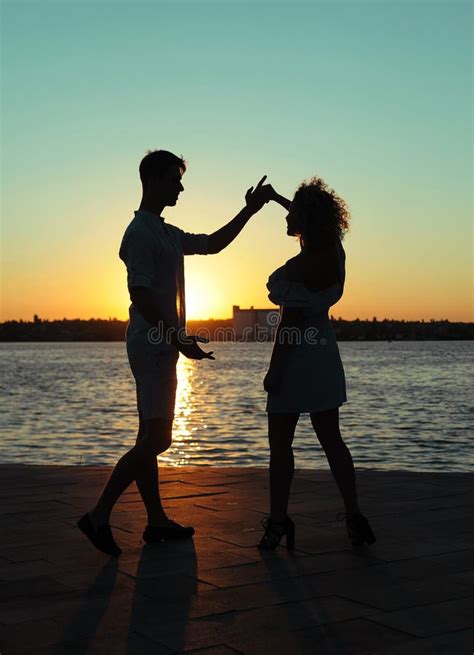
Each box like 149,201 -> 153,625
1,1 -> 471,325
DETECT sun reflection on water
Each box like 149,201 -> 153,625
158,355 -> 200,467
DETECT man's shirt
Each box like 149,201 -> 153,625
119,209 -> 209,353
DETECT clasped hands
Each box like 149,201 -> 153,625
245,175 -> 279,213
178,175 -> 280,360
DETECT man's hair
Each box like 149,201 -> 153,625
139,150 -> 186,189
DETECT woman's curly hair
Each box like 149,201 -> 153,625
291,176 -> 351,247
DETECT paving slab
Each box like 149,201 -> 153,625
0,464 -> 473,654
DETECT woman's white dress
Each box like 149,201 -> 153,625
265,240 -> 347,414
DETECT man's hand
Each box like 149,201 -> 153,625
175,334 -> 215,360
207,176 -> 278,254
245,175 -> 277,213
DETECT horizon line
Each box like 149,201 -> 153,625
2,315 -> 473,325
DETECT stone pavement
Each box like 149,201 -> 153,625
0,464 -> 473,654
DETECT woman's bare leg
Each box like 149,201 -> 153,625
267,412 -> 300,521
310,407 -> 360,515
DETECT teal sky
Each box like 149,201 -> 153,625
1,0 -> 472,321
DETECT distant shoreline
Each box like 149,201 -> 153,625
1,316 -> 473,342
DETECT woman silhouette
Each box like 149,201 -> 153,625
258,177 -> 376,550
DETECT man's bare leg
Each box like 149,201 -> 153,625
88,417 -> 172,529
134,414 -> 170,526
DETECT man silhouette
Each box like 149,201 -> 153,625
78,150 -> 270,555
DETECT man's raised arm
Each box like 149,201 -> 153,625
207,176 -> 272,254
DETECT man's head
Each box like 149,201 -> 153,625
139,150 -> 186,206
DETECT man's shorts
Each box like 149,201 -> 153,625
127,348 -> 179,420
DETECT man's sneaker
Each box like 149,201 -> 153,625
142,520 -> 195,543
77,513 -> 122,557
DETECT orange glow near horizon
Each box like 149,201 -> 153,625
2,282 -> 473,324
1,223 -> 472,324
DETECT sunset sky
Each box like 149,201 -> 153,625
1,1 -> 472,322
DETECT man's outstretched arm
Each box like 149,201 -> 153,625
207,176 -> 271,254
207,205 -> 256,254
208,188 -> 292,253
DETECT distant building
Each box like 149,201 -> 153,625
232,305 -> 278,341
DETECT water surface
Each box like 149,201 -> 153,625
0,341 -> 472,471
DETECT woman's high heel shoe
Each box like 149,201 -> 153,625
258,516 -> 295,551
337,511 -> 376,546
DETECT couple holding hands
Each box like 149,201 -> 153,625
78,149 -> 376,556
